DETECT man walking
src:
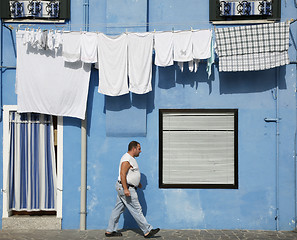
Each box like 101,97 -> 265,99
105,141 -> 160,238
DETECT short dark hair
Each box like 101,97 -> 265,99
128,141 -> 140,151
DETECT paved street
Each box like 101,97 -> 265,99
0,229 -> 296,240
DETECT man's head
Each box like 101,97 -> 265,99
128,141 -> 141,157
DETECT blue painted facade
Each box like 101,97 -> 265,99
1,0 -> 297,231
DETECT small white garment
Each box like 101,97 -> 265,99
97,33 -> 129,96
192,29 -> 212,60
35,29 -> 46,50
29,29 -> 37,47
153,31 -> 174,67
23,29 -> 30,45
128,32 -> 153,94
39,31 -> 48,50
54,30 -> 63,50
47,30 -> 54,50
80,32 -> 98,63
173,31 -> 193,63
62,32 -> 81,62
188,59 -> 200,72
16,30 -> 91,120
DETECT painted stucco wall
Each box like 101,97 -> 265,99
1,0 -> 297,231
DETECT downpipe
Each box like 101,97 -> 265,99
265,68 -> 280,230
0,20 -> 3,122
275,67 -> 280,231
80,0 -> 89,231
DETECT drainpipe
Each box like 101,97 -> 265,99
264,68 -> 280,230
294,30 -> 297,232
275,67 -> 280,231
0,20 -> 3,122
80,114 -> 87,230
80,0 -> 89,231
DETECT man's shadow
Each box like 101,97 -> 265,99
123,173 -> 148,229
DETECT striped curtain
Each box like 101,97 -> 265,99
8,112 -> 56,211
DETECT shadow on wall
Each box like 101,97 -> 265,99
86,61 -> 214,124
219,66 -> 287,94
158,62 -> 215,94
87,67 -> 99,135
103,64 -> 157,114
123,173 -> 148,230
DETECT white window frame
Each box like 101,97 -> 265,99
159,109 -> 238,189
2,105 -> 63,218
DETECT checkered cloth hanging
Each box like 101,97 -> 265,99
215,22 -> 290,72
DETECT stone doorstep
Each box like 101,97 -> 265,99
2,216 -> 62,230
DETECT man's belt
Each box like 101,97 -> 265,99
118,180 -> 137,190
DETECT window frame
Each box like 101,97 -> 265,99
2,105 -> 64,219
209,0 -> 281,24
159,109 -> 238,189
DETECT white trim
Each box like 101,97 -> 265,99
212,20 -> 276,25
2,106 -> 63,220
56,116 -> 63,219
2,105 -> 17,218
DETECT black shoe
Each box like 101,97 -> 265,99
105,231 -> 123,237
144,228 -> 160,238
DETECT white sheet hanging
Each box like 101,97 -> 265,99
81,32 -> 98,63
128,32 -> 153,94
153,31 -> 174,67
16,30 -> 91,120
97,33 -> 129,96
173,31 -> 193,63
192,29 -> 212,60
62,32 -> 81,62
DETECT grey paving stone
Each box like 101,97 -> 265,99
0,229 -> 296,240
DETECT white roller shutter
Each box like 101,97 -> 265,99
160,110 -> 237,188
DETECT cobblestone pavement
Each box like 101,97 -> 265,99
0,229 -> 296,240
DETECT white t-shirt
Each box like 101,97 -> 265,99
118,152 -> 141,187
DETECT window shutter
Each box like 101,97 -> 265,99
160,109 -> 238,188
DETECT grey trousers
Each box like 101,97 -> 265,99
106,181 -> 153,235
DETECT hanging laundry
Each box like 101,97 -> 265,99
153,31 -> 174,67
16,30 -> 91,120
54,30 -> 63,50
38,30 -> 48,50
192,29 -> 212,60
173,31 -> 193,72
188,59 -> 200,73
62,32 -> 81,62
206,37 -> 215,78
97,33 -> 129,96
47,30 -> 54,51
23,29 -> 30,45
81,32 -> 98,63
29,29 -> 37,48
128,32 -> 153,94
215,22 -> 290,72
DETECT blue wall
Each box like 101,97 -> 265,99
1,0 -> 297,231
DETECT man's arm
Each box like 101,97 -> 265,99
120,161 -> 131,197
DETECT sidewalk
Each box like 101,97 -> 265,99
0,229 -> 296,240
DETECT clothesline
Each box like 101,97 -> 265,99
16,20 -> 212,29
16,26 -> 213,35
